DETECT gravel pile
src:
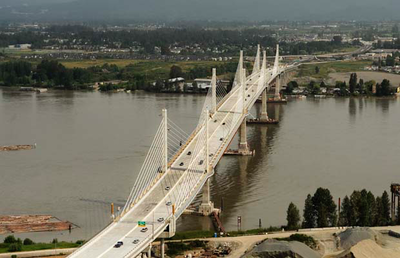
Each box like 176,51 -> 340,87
338,228 -> 383,250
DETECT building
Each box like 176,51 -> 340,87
8,44 -> 32,50
168,77 -> 185,91
194,78 -> 230,90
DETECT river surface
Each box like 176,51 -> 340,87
1,89 -> 400,242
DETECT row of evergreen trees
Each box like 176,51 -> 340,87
0,60 -> 92,89
286,188 -> 393,230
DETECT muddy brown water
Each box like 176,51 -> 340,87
1,89 -> 400,241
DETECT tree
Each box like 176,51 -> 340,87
4,235 -> 17,244
8,243 -> 22,252
23,238 -> 34,245
286,82 -> 294,94
312,188 -> 337,228
286,203 -> 301,230
375,196 -> 384,226
160,44 -> 171,55
340,196 -> 356,226
333,36 -> 343,44
169,65 -> 184,79
315,66 -> 320,74
303,194 -> 315,228
358,79 -> 364,93
349,73 -> 357,94
367,191 -> 377,226
308,80 -> 320,95
381,191 -> 391,225
380,79 -> 391,96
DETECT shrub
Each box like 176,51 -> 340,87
23,238 -> 34,245
4,235 -> 17,244
8,243 -> 22,252
277,234 -> 317,249
75,240 -> 85,245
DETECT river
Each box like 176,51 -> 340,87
1,89 -> 400,242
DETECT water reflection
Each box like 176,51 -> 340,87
349,98 -> 356,118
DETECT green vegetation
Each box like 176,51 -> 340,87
171,230 -> 215,240
170,226 -> 282,241
0,59 -> 237,91
297,61 -> 371,80
276,234 -> 317,249
286,203 -> 301,230
226,226 -> 282,237
340,190 -> 391,227
288,188 -> 395,230
0,236 -> 82,254
302,188 -> 337,228
166,240 -> 207,257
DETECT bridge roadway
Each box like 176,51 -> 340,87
68,64 -> 296,258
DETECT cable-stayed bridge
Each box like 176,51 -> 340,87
68,45 -> 298,258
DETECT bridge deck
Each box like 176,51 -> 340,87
68,65 -> 290,257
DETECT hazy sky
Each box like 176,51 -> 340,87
1,0 -> 399,21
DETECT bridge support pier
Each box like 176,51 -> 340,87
247,89 -> 279,124
267,74 -> 287,104
160,238 -> 165,258
274,74 -> 281,100
238,119 -> 254,155
149,243 -> 152,258
260,88 -> 269,121
225,119 -> 255,155
199,178 -> 214,216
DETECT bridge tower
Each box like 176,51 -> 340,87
253,44 -> 261,73
199,109 -> 215,216
260,50 -> 268,120
211,68 -> 217,115
273,44 -> 282,101
247,50 -> 278,125
238,68 -> 253,155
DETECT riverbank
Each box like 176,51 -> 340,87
3,226 -> 400,258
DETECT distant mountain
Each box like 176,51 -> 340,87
0,0 -> 399,22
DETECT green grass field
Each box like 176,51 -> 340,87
0,241 -> 80,254
61,59 -> 141,69
297,60 -> 372,80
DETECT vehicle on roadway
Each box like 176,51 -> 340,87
141,227 -> 148,233
165,186 -> 170,191
114,241 -> 124,248
166,201 -> 172,206
157,217 -> 164,222
133,239 -> 140,244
